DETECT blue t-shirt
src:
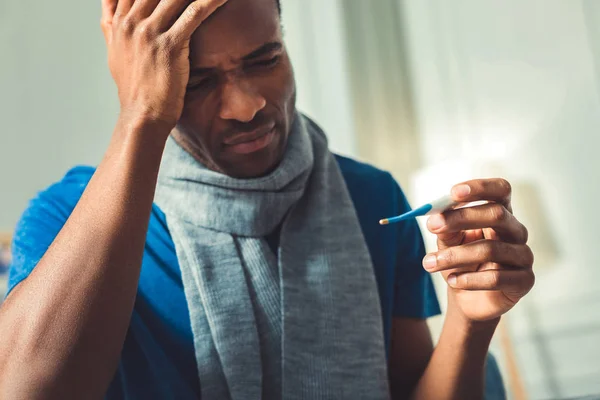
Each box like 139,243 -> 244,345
7,156 -> 440,399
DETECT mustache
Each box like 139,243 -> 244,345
220,114 -> 274,139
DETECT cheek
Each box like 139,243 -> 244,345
279,59 -> 296,101
182,91 -> 215,123
264,61 -> 296,112
179,95 -> 219,143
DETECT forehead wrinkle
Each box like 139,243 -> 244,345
189,0 -> 280,59
190,34 -> 281,70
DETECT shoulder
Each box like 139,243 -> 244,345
335,155 -> 411,218
335,155 -> 394,187
335,154 -> 397,192
28,166 -> 95,208
333,155 -> 415,273
8,166 -> 96,294
15,166 -> 95,232
12,164 -> 96,232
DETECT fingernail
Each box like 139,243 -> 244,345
428,214 -> 445,231
452,184 -> 471,199
423,254 -> 437,270
448,275 -> 457,286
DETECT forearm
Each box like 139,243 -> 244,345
409,306 -> 499,400
0,115 -> 171,399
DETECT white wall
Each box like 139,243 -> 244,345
280,0 -> 357,157
0,1 -> 116,231
402,1 -> 600,398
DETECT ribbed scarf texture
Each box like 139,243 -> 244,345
154,114 -> 390,399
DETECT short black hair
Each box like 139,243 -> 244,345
276,0 -> 281,16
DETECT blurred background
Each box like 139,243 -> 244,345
1,0 -> 599,398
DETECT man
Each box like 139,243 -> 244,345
0,0 -> 535,398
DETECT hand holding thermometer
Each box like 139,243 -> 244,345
379,195 -> 460,225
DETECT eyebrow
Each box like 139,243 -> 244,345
190,42 -> 283,76
242,42 -> 282,61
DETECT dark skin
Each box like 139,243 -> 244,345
0,0 -> 533,398
173,0 -> 296,178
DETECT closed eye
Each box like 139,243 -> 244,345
187,76 -> 217,92
247,55 -> 281,70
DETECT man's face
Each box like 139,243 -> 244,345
172,0 -> 296,179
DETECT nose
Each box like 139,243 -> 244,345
219,79 -> 267,123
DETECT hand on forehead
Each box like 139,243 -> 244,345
189,0 -> 281,60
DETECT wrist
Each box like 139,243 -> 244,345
104,112 -> 174,167
438,310 -> 497,366
117,109 -> 176,141
445,304 -> 500,337
444,295 -> 500,348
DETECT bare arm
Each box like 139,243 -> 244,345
0,0 -> 227,398
388,318 -> 433,399
0,119 -> 170,398
389,313 -> 496,400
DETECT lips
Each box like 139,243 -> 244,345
223,123 -> 276,146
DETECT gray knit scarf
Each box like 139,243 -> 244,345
154,113 -> 390,400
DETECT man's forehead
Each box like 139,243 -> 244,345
189,0 -> 280,66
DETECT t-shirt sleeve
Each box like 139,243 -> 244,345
6,167 -> 92,298
391,181 -> 441,319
